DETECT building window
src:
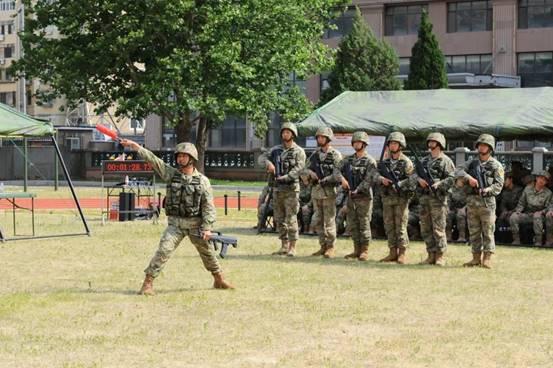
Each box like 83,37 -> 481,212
323,8 -> 356,39
319,72 -> 330,95
288,71 -> 307,96
445,54 -> 493,74
385,4 -> 428,36
0,21 -> 13,35
3,44 -> 14,58
0,1 -> 15,12
518,52 -> 553,86
399,58 -> 411,75
519,0 -> 553,29
447,1 -> 492,33
0,91 -> 16,106
209,116 -> 247,148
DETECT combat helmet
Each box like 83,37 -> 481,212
426,132 -> 446,150
315,127 -> 334,142
475,134 -> 495,151
533,170 -> 551,180
174,142 -> 198,161
351,131 -> 369,145
280,122 -> 298,138
387,131 -> 406,149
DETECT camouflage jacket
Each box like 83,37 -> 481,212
338,151 -> 378,199
411,152 -> 455,201
374,152 -> 415,200
459,156 -> 504,207
448,186 -> 467,210
259,142 -> 306,192
497,185 -> 523,214
299,181 -> 312,206
305,146 -> 343,199
515,185 -> 553,213
138,147 -> 216,230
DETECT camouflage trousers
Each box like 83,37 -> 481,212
467,203 -> 496,253
382,197 -> 410,249
509,211 -> 545,242
336,205 -> 348,235
300,203 -> 314,232
312,197 -> 337,247
273,190 -> 300,242
144,216 -> 221,278
419,195 -> 448,253
346,195 -> 373,247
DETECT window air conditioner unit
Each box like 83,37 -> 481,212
66,137 -> 80,151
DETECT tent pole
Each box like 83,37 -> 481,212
50,135 -> 90,235
23,137 -> 28,192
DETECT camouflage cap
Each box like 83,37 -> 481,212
174,142 -> 198,161
315,127 -> 334,141
280,122 -> 298,138
426,132 -> 446,150
387,131 -> 406,149
351,131 -> 369,145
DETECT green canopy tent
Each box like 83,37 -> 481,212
296,87 -> 553,140
0,102 -> 90,241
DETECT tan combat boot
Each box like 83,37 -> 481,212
357,245 -> 370,261
419,252 -> 435,265
311,245 -> 326,256
511,233 -> 521,245
212,272 -> 235,289
138,274 -> 155,296
463,252 -> 482,267
481,252 -> 493,269
272,240 -> 289,255
434,252 -> 446,267
287,241 -> 297,257
396,247 -> 407,264
379,247 -> 398,262
344,245 -> 359,259
323,246 -> 335,259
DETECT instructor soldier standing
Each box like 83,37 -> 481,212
120,139 -> 234,295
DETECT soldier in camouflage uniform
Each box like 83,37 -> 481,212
299,174 -> 314,233
510,170 -> 552,246
335,187 -> 349,236
496,171 -> 523,235
413,133 -> 455,266
446,173 -> 468,243
458,134 -> 504,269
305,127 -> 343,258
374,132 -> 415,264
259,122 -> 306,256
371,184 -> 385,238
407,196 -> 421,241
120,139 -> 234,295
338,131 -> 378,261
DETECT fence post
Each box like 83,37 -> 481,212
237,191 -> 241,211
532,147 -> 547,173
224,194 -> 228,216
454,147 -> 470,168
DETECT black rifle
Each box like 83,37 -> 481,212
192,231 -> 238,258
469,160 -> 489,208
271,148 -> 284,180
377,143 -> 401,193
338,160 -> 356,206
257,187 -> 273,233
308,152 -> 325,183
411,146 -> 437,195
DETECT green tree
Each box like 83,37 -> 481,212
13,0 -> 348,171
404,11 -> 448,90
319,7 -> 401,106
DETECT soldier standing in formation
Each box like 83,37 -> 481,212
259,123 -> 306,256
120,139 -> 234,294
413,133 -> 455,266
458,134 -> 504,269
306,127 -> 343,258
509,170 -> 552,246
339,131 -> 378,261
374,132 -> 415,264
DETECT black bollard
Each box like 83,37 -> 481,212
224,194 -> 228,215
237,191 -> 241,211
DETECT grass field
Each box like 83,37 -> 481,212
1,204 -> 553,367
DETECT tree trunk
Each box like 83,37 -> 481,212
195,116 -> 209,173
175,111 -> 193,143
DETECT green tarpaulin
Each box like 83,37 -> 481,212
0,103 -> 54,137
297,87 -> 553,140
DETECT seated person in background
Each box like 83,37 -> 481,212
335,186 -> 349,236
511,161 -> 531,188
407,196 -> 421,241
299,174 -> 314,234
446,173 -> 468,243
496,171 -> 523,232
509,171 -> 552,246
